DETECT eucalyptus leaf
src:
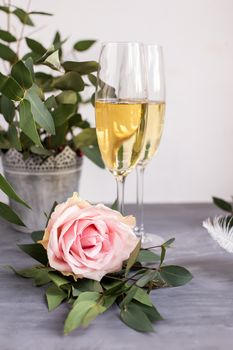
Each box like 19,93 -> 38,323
45,283 -> 67,310
73,40 -> 96,52
31,230 -> 44,242
213,197 -> 232,213
63,61 -> 99,75
18,243 -> 48,265
43,50 -> 60,71
137,249 -> 160,263
133,287 -> 153,307
0,73 -> 24,101
73,128 -> 97,148
11,60 -> 33,90
46,284 -> 67,311
0,5 -> 10,13
125,240 -> 141,275
132,300 -> 163,322
136,270 -> 158,288
0,42 -> 18,63
48,272 -> 70,288
64,300 -> 97,335
163,237 -> 175,247
0,29 -> 16,42
8,124 -> 21,151
25,85 -> 55,134
19,99 -> 42,146
0,174 -> 29,208
160,245 -> 166,265
52,104 -> 75,127
13,8 -> 34,26
0,95 -> 15,123
25,37 -> 46,55
0,201 -> 25,226
56,91 -> 77,105
159,265 -> 193,287
30,145 -> 52,156
120,302 -> 154,332
52,72 -> 84,91
81,144 -> 105,169
29,11 -> 53,16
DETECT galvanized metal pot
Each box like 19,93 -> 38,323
2,146 -> 83,232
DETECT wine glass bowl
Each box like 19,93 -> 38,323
95,42 -> 148,213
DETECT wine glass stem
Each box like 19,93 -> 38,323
116,176 -> 125,214
136,165 -> 145,240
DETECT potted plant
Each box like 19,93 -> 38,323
0,3 -> 104,231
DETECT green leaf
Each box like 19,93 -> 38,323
52,104 -> 75,127
82,303 -> 105,328
0,95 -> 15,122
88,74 -> 97,87
73,40 -> 96,52
125,240 -> 141,275
29,11 -> 53,16
63,61 -> 99,75
13,8 -> 34,26
73,127 -> 97,148
56,91 -> 77,105
25,85 -> 55,134
48,272 -> 69,288
64,300 -> 97,335
160,245 -> 166,265
72,279 -> 103,294
137,249 -> 160,263
81,144 -> 105,169
46,284 -> 67,311
14,266 -> 52,286
24,57 -> 35,80
0,73 -> 24,101
120,302 -> 154,332
8,124 -> 21,151
213,197 -> 232,213
31,230 -> 44,242
136,270 -> 158,288
11,60 -> 33,89
35,72 -> 53,92
75,291 -> 100,305
133,287 -> 153,306
159,265 -> 193,287
0,42 -> 18,63
0,29 -> 16,43
52,72 -> 84,91
163,237 -> 175,247
132,300 -> 162,322
30,145 -> 52,156
43,50 -> 60,71
0,201 -> 25,226
18,243 -> 48,265
0,6 -> 10,13
0,174 -> 29,208
19,99 -> 42,146
25,37 -> 46,55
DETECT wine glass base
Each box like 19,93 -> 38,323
140,233 -> 164,249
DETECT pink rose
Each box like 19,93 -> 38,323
39,193 -> 138,281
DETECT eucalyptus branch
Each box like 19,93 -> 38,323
16,0 -> 31,56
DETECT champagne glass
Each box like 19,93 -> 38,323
95,42 -> 147,213
135,45 -> 166,245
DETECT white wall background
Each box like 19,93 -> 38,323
0,0 -> 233,204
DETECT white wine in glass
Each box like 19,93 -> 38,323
136,45 -> 166,246
95,42 -> 148,213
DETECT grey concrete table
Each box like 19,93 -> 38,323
0,204 -> 233,350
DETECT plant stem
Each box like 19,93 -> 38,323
16,0 -> 31,56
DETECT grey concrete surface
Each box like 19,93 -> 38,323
0,204 -> 232,350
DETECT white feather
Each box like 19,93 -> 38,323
203,216 -> 233,253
